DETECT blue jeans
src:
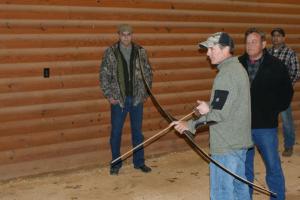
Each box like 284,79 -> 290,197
281,105 -> 295,148
245,128 -> 285,200
210,149 -> 250,200
110,96 -> 145,169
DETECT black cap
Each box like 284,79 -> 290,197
271,28 -> 285,37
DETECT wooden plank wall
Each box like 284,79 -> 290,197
0,0 -> 299,181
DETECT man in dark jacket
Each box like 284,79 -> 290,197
238,27 -> 293,200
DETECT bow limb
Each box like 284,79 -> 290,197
111,111 -> 195,165
138,49 -> 175,123
137,50 -> 276,197
183,130 -> 277,197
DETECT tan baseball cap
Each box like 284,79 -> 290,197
117,24 -> 133,33
199,32 -> 234,50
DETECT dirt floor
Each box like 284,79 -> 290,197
0,138 -> 299,200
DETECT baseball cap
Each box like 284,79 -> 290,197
271,28 -> 285,37
199,32 -> 234,50
117,24 -> 133,34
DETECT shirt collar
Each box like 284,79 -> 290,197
272,43 -> 286,52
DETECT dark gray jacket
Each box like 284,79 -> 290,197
239,51 -> 293,128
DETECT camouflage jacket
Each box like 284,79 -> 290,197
100,42 -> 153,107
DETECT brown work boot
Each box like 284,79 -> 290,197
282,147 -> 293,157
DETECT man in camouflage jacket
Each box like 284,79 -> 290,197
100,24 -> 152,175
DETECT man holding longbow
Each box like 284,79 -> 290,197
173,32 -> 253,200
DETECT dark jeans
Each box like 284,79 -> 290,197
281,105 -> 295,148
110,96 -> 145,169
246,128 -> 285,200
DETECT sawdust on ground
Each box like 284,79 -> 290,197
0,139 -> 299,200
